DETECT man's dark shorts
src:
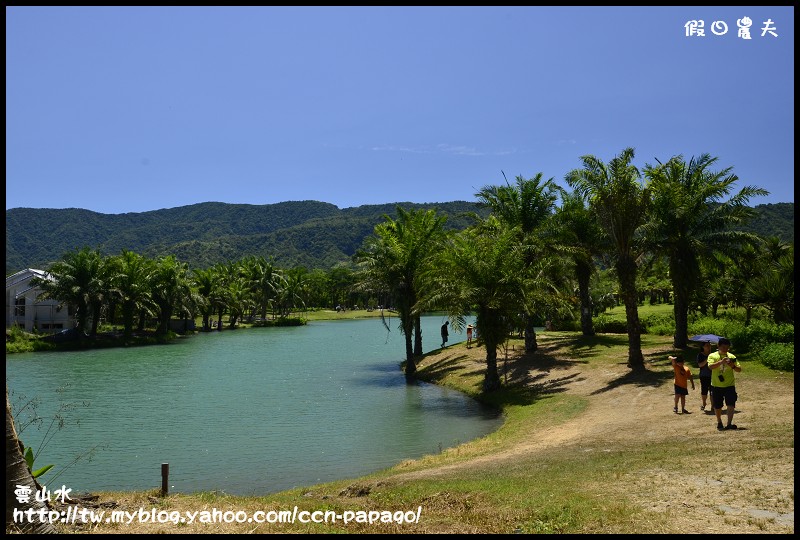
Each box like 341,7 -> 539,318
674,384 -> 689,396
700,376 -> 712,397
712,386 -> 737,409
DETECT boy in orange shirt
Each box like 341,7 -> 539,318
670,355 -> 695,414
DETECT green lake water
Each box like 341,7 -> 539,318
5,315 -> 502,496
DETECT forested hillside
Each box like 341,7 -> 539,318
6,200 -> 488,273
742,202 -> 794,243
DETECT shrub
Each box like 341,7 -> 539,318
757,343 -> 794,372
593,315 -> 628,334
687,317 -> 794,354
639,314 -> 675,336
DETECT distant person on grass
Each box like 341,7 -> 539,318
440,321 -> 449,348
669,355 -> 695,414
708,337 -> 742,431
466,324 -> 473,348
697,341 -> 713,411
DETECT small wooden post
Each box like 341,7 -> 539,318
161,463 -> 169,496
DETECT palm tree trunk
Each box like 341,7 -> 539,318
524,317 -> 538,352
5,387 -> 57,534
404,338 -> 416,378
483,345 -> 501,392
618,258 -> 644,369
577,262 -> 595,336
672,287 -> 690,349
90,301 -> 102,337
122,302 -> 135,339
413,316 -> 422,356
402,313 -> 416,378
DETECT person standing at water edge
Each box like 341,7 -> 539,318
440,321 -> 449,348
708,337 -> 741,431
697,341 -> 713,411
670,355 -> 694,414
466,324 -> 473,348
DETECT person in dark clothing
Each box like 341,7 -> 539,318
440,321 -> 449,348
697,341 -> 713,411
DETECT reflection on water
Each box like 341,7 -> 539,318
6,316 -> 501,495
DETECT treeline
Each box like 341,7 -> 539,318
30,250 -> 379,340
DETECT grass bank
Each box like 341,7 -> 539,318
34,329 -> 793,534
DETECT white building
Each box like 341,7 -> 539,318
5,268 -> 74,333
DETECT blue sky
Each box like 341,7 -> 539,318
6,6 -> 794,214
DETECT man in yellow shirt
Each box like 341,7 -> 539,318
708,337 -> 742,431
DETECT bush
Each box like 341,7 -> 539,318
689,317 -> 794,354
593,315 -> 628,334
554,319 -> 581,332
640,314 -> 675,336
757,343 -> 794,372
252,317 -> 307,327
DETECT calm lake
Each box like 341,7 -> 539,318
5,315 -> 502,496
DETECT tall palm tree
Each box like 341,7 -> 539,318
642,153 -> 769,346
552,190 -> 608,336
277,267 -> 307,317
241,256 -> 284,321
149,255 -> 194,336
32,247 -> 106,336
566,147 -> 649,369
355,206 -> 447,378
475,173 -> 559,352
426,217 -> 527,392
191,267 -> 216,331
111,250 -> 154,340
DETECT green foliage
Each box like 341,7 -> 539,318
252,317 -> 306,327
5,327 -> 56,354
591,315 -> 628,334
24,446 -> 54,479
757,343 -> 794,372
638,313 -> 675,335
735,202 -> 795,243
687,316 -> 793,355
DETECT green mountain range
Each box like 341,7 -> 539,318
5,200 -> 490,273
5,200 -> 793,275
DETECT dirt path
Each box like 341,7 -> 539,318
391,342 -> 795,534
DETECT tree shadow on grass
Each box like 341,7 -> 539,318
417,334 -> 679,407
589,348 -> 675,395
417,342 -> 591,408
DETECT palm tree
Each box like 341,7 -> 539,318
111,250 -> 154,340
745,242 -> 794,324
426,217 -> 527,391
150,255 -> 193,336
241,256 -> 284,321
566,147 -> 649,369
32,247 -> 106,336
475,173 -> 559,352
191,267 -> 216,331
552,190 -> 608,336
355,206 -> 447,378
277,267 -> 307,317
642,153 -> 769,346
